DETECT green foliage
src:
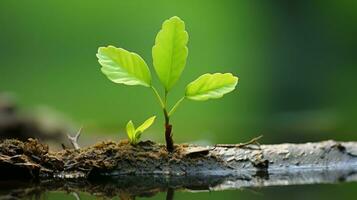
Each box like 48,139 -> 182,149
97,46 -> 152,87
126,116 -> 156,145
97,16 -> 238,147
152,16 -> 189,92
186,73 -> 239,101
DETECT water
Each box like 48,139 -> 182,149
39,183 -> 357,200
1,169 -> 356,200
2,182 -> 357,200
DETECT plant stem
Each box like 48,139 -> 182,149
164,90 -> 168,105
163,107 -> 174,152
163,90 -> 174,152
168,97 -> 185,116
151,86 -> 174,152
151,86 -> 165,109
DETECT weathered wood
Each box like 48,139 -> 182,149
102,141 -> 357,179
0,139 -> 356,179
1,139 -> 357,199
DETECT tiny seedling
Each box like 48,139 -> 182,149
97,16 -> 239,152
126,116 -> 156,145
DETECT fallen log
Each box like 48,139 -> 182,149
1,138 -> 357,198
0,138 -> 357,180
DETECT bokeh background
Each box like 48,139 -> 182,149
1,0 -> 357,145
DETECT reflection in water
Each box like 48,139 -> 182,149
70,192 -> 80,200
0,167 -> 356,199
166,188 -> 174,200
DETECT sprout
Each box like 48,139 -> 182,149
126,116 -> 156,145
97,16 -> 239,151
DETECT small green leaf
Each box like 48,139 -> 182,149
136,116 -> 156,134
185,73 -> 238,101
152,16 -> 189,91
126,120 -> 136,144
97,46 -> 151,87
126,116 -> 156,145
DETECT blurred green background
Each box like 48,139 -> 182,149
1,0 -> 356,144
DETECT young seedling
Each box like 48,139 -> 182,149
97,16 -> 239,152
126,116 -> 156,145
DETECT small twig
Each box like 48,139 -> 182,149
215,135 -> 263,149
67,127 -> 82,150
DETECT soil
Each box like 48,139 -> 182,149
0,138 -> 219,180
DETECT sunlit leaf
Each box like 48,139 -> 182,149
152,16 -> 189,91
97,46 -> 151,87
136,116 -> 156,134
185,73 -> 238,101
126,120 -> 136,143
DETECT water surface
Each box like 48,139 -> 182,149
1,168 -> 356,200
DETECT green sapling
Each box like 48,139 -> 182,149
97,16 -> 238,152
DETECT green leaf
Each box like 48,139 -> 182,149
97,45 -> 151,87
126,116 -> 156,145
185,73 -> 239,101
136,116 -> 156,134
152,16 -> 189,91
126,120 -> 136,143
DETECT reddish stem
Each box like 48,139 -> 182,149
164,109 -> 174,152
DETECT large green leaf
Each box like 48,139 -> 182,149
97,46 -> 152,87
185,73 -> 238,101
152,16 -> 189,91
